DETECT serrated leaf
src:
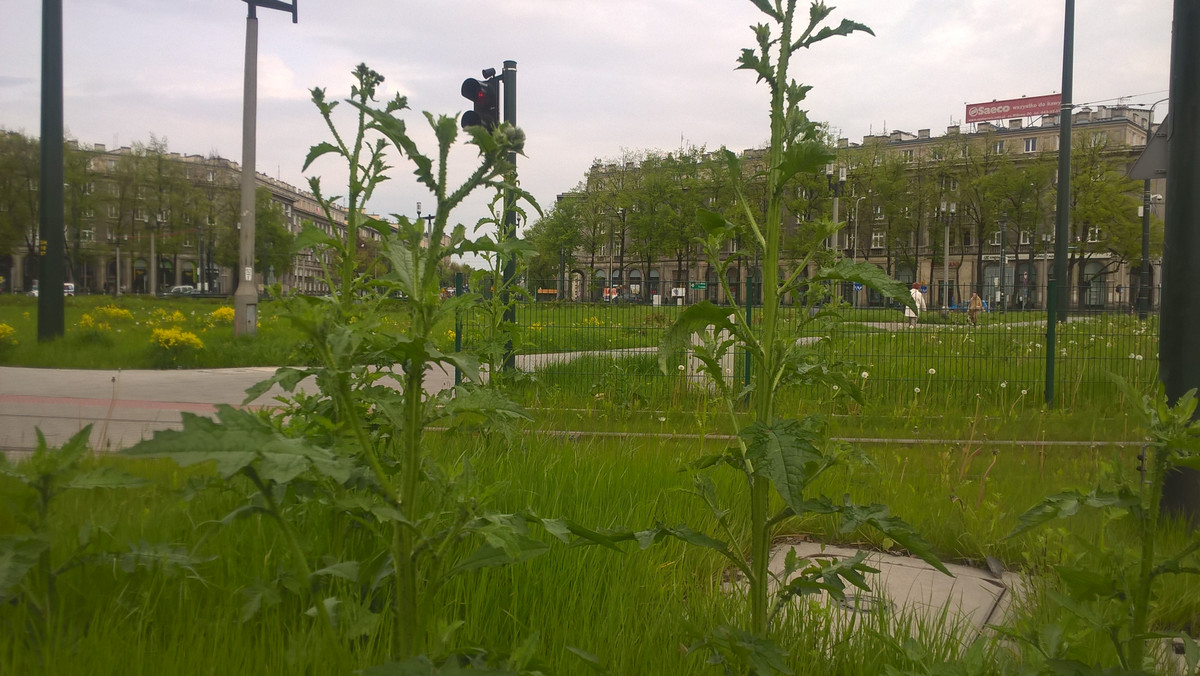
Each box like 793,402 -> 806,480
1007,488 -> 1140,539
123,406 -> 354,485
741,417 -> 828,513
446,538 -> 549,577
302,141 -> 341,171
658,301 -> 739,375
840,503 -> 950,575
64,465 -> 147,490
313,560 -> 360,582
0,535 -> 48,599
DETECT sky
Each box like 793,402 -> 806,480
0,1 -> 1173,235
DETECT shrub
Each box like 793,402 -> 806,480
149,327 -> 204,367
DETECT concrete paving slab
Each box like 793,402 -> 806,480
769,541 -> 1021,640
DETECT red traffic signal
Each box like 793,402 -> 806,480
461,77 -> 500,131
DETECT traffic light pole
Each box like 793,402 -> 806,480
501,60 -> 517,372
37,0 -> 65,341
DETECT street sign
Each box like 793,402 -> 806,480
853,282 -> 863,291
691,282 -> 707,290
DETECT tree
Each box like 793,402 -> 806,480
0,132 -> 41,283
63,139 -> 101,289
526,195 -> 584,297
1068,132 -> 1143,293
214,187 -> 295,281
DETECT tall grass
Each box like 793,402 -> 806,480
6,429 -> 1185,673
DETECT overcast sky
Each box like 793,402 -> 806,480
1,1 -> 1173,233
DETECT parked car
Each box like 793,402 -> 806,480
27,282 -> 75,297
163,285 -> 197,297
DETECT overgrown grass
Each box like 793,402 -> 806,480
3,430 -> 1193,674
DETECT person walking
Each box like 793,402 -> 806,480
968,292 -> 983,327
905,282 -> 926,327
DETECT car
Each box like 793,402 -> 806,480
27,282 -> 75,297
163,285 -> 197,297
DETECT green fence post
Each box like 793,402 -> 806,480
454,272 -> 463,386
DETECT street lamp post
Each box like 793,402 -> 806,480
235,0 -> 297,337
852,195 -> 866,307
941,201 -> 955,313
1138,97 -> 1168,320
998,213 -> 1008,311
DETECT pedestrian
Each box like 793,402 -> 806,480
905,282 -> 926,327
968,292 -> 983,327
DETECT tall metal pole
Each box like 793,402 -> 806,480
1139,98 -> 1168,320
1046,0 -> 1074,405
37,0 -> 65,341
1160,0 -> 1200,523
942,203 -> 951,313
235,2 -> 259,336
234,0 -> 296,336
501,60 -> 517,371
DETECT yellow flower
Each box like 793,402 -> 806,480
98,305 -> 134,322
150,327 -> 204,351
0,322 -> 16,345
210,306 -> 236,323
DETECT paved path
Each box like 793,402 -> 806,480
0,348 -> 665,453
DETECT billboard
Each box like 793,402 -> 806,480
965,94 -> 1062,123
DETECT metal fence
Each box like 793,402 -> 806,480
459,280 -> 1160,412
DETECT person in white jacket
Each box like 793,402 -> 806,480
905,282 -> 926,327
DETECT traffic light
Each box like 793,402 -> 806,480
461,71 -> 500,131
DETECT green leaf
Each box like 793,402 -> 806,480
313,560 -> 360,583
63,465 -> 147,490
302,141 -> 341,172
123,406 -> 354,485
1007,488 -> 1140,539
658,301 -> 739,375
747,0 -> 781,21
0,535 -> 48,599
239,579 -> 282,622
446,538 -> 549,577
808,260 -> 914,309
839,503 -> 950,575
741,417 -> 828,513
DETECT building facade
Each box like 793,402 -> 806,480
565,105 -> 1162,311
0,134 -> 354,296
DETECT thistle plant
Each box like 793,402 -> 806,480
654,0 -> 946,661
125,64 -> 614,668
1005,377 -> 1200,673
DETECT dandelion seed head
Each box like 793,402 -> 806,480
927,368 -> 936,375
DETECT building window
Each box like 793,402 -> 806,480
81,229 -> 94,243
1019,231 -> 1031,245
108,205 -> 119,219
992,140 -> 1005,154
902,149 -> 914,163
962,228 -> 973,247
134,207 -> 147,222
1087,226 -> 1103,242
874,205 -> 884,221
82,209 -> 95,219
990,231 -> 1002,246
1024,138 -> 1037,153
871,230 -> 885,249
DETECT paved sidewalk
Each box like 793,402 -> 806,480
0,349 -> 652,453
